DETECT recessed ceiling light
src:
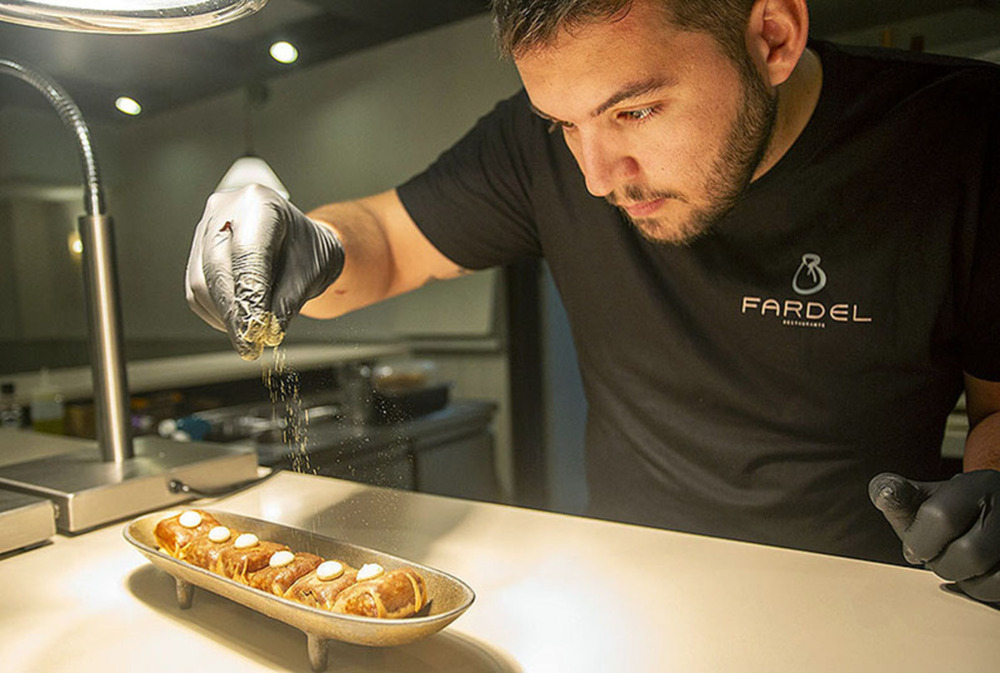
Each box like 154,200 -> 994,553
269,40 -> 298,64
115,96 -> 142,116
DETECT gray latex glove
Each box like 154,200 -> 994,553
185,184 -> 344,359
869,470 -> 1000,603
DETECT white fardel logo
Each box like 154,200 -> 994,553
792,253 -> 827,295
740,251 -> 872,325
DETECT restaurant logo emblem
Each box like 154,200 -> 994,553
739,252 -> 872,328
792,253 -> 826,295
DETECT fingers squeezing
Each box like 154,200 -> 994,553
237,310 -> 285,361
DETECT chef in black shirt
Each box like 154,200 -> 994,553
184,0 -> 1000,602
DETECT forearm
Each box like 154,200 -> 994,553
301,195 -> 395,319
964,411 -> 1000,472
301,189 -> 468,320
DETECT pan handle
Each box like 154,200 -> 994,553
167,469 -> 277,499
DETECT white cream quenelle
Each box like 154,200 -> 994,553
356,563 -> 385,582
178,510 -> 203,528
234,533 -> 259,549
315,560 -> 344,581
208,526 -> 231,543
268,550 -> 296,568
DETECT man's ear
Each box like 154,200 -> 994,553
746,0 -> 809,87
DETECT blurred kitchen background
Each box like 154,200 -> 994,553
0,0 -> 994,515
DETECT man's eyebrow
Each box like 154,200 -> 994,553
593,77 -> 674,117
527,100 -> 557,121
528,76 -> 674,122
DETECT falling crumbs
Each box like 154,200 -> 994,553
242,311 -> 314,474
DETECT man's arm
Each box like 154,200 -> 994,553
962,372 -> 1000,471
869,372 -> 1000,603
185,184 -> 470,358
302,188 -> 469,319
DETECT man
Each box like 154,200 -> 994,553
186,0 -> 1000,601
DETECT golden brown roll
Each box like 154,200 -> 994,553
248,551 -> 323,596
284,561 -> 359,610
151,511 -> 431,618
217,534 -> 289,583
332,568 -> 428,619
183,526 -> 240,572
153,510 -> 220,559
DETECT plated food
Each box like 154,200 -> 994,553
153,509 -> 428,619
127,508 -> 473,669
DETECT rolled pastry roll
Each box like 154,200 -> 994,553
332,568 -> 428,619
184,525 -> 239,572
153,510 -> 220,559
248,551 -> 323,596
217,534 -> 289,583
284,560 -> 359,610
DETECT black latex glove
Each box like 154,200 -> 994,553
869,470 -> 1000,603
185,184 -> 344,359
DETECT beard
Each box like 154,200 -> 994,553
611,50 -> 778,245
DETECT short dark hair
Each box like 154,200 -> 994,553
491,0 -> 756,63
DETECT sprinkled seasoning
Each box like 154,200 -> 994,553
262,341 -> 314,476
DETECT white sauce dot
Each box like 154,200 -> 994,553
316,560 -> 344,581
356,563 -> 385,582
234,533 -> 259,549
269,550 -> 295,568
208,526 -> 231,543
178,511 -> 202,528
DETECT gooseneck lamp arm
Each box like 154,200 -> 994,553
0,57 -> 103,215
0,56 -> 133,464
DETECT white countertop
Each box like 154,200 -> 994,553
1,471 -> 998,672
2,344 -> 407,401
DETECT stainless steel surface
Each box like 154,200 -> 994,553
0,489 -> 55,555
0,436 -> 258,532
248,400 -> 498,501
124,508 -> 475,671
79,213 -> 132,463
0,57 -> 133,464
250,400 -> 493,463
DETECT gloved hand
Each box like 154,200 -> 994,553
869,470 -> 1000,603
185,184 -> 344,360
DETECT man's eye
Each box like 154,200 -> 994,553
547,120 -> 576,134
620,106 -> 660,122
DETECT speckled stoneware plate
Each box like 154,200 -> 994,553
124,509 -> 475,671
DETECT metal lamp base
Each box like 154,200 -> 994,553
0,435 -> 259,533
0,489 -> 56,555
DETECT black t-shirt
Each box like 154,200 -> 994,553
397,41 -> 1000,564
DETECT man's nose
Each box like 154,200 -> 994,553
574,131 -> 636,198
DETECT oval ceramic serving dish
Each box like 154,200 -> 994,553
124,509 -> 475,671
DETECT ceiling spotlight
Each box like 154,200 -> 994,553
269,41 -> 299,64
115,96 -> 142,116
